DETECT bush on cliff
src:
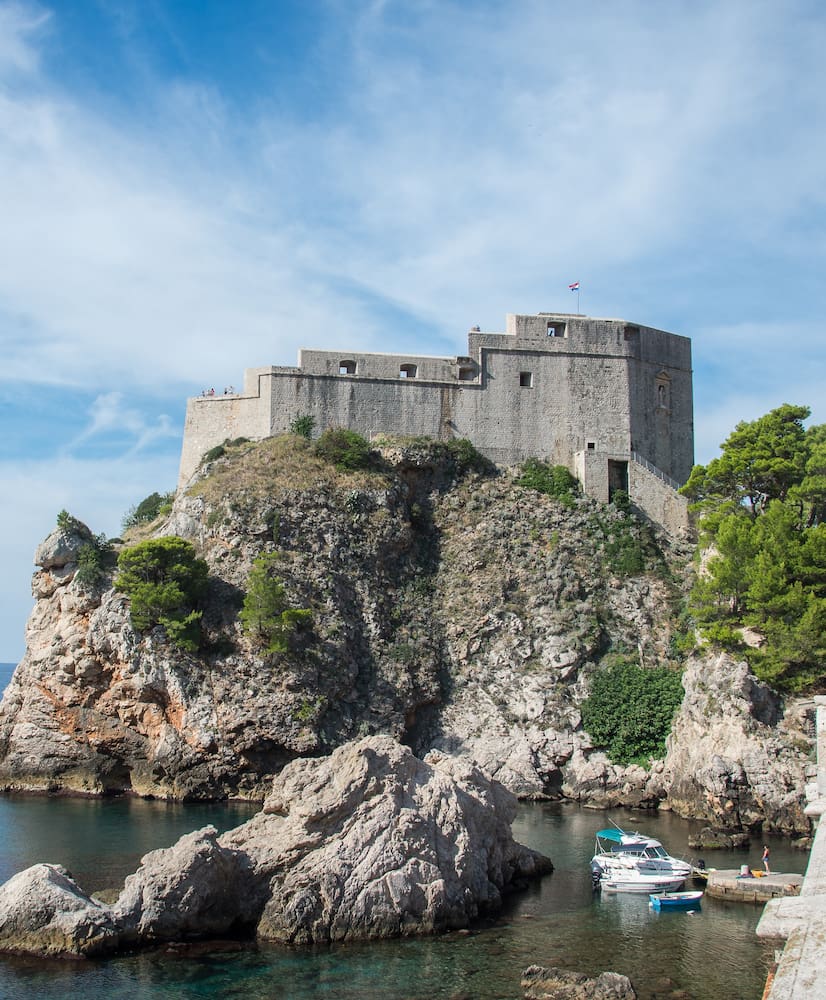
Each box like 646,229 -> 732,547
240,552 -> 313,654
681,403 -> 826,690
314,428 -> 374,471
581,655 -> 684,766
115,537 -> 209,651
517,459 -> 578,504
122,491 -> 175,531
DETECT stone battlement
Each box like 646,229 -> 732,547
178,313 -> 694,533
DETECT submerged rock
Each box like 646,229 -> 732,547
522,964 -> 637,999
0,736 -> 551,958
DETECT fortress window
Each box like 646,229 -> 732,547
519,371 -> 533,388
587,441 -> 595,450
399,364 -> 418,379
546,322 -> 566,338
656,372 -> 671,410
458,366 -> 475,381
339,360 -> 357,375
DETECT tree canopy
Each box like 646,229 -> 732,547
239,553 -> 312,654
115,536 -> 208,651
681,404 -> 826,690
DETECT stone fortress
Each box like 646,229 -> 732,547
178,312 -> 693,533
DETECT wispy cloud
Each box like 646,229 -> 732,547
1,0 -> 825,656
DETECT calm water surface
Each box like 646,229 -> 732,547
0,663 -> 807,999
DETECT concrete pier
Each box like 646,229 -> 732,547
705,870 -> 802,903
757,694 -> 826,999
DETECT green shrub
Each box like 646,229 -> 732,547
203,444 -> 226,463
56,510 -> 89,535
444,438 -> 495,475
517,459 -> 578,502
239,553 -> 313,654
75,534 -> 116,587
115,537 -> 209,651
289,415 -> 316,439
122,491 -> 175,531
581,657 -> 684,766
314,428 -> 374,471
611,489 -> 632,513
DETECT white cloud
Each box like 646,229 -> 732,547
1,0 -> 826,654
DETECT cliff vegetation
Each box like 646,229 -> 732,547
681,403 -> 826,691
0,429 -> 814,832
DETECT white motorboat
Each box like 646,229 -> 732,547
590,825 -> 691,893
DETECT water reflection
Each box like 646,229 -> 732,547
0,796 -> 807,1000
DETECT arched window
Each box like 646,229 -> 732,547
399,363 -> 418,378
655,372 -> 671,410
339,360 -> 357,375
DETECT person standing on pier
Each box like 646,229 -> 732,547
762,845 -> 770,873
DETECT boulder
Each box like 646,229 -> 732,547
112,826 -> 251,944
0,864 -> 117,957
522,964 -> 637,999
225,736 -> 553,944
688,827 -> 750,851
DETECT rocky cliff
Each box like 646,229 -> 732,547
0,436 -> 814,831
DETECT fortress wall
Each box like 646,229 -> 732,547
267,372 -> 458,442
298,349 -> 457,382
176,315 -> 694,532
452,348 -> 632,467
627,325 -> 694,483
178,392 -> 271,488
628,460 -> 691,536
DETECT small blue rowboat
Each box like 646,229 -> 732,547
649,890 -> 703,911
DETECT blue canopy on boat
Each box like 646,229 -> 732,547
595,829 -> 627,842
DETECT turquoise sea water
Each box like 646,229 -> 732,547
0,663 -> 807,999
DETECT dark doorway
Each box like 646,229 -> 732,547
608,460 -> 628,502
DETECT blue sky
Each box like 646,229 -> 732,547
1,0 -> 825,660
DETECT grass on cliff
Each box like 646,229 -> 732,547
188,435 -> 390,503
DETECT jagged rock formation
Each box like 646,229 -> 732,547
656,653 -> 811,833
0,437 -> 814,830
0,737 -> 551,956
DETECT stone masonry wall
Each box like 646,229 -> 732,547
177,313 -> 694,533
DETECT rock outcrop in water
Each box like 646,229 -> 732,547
522,965 -> 637,999
0,437 -> 814,830
0,736 -> 551,957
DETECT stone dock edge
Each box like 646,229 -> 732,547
756,694 -> 826,999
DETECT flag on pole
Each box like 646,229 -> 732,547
568,281 -> 580,291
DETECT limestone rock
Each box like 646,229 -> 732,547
0,864 -> 117,957
0,442 -> 814,831
658,653 -> 810,833
522,964 -> 637,999
112,826 -> 250,943
688,827 -> 751,851
35,525 -> 92,571
226,735 -> 552,944
0,736 -> 550,957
